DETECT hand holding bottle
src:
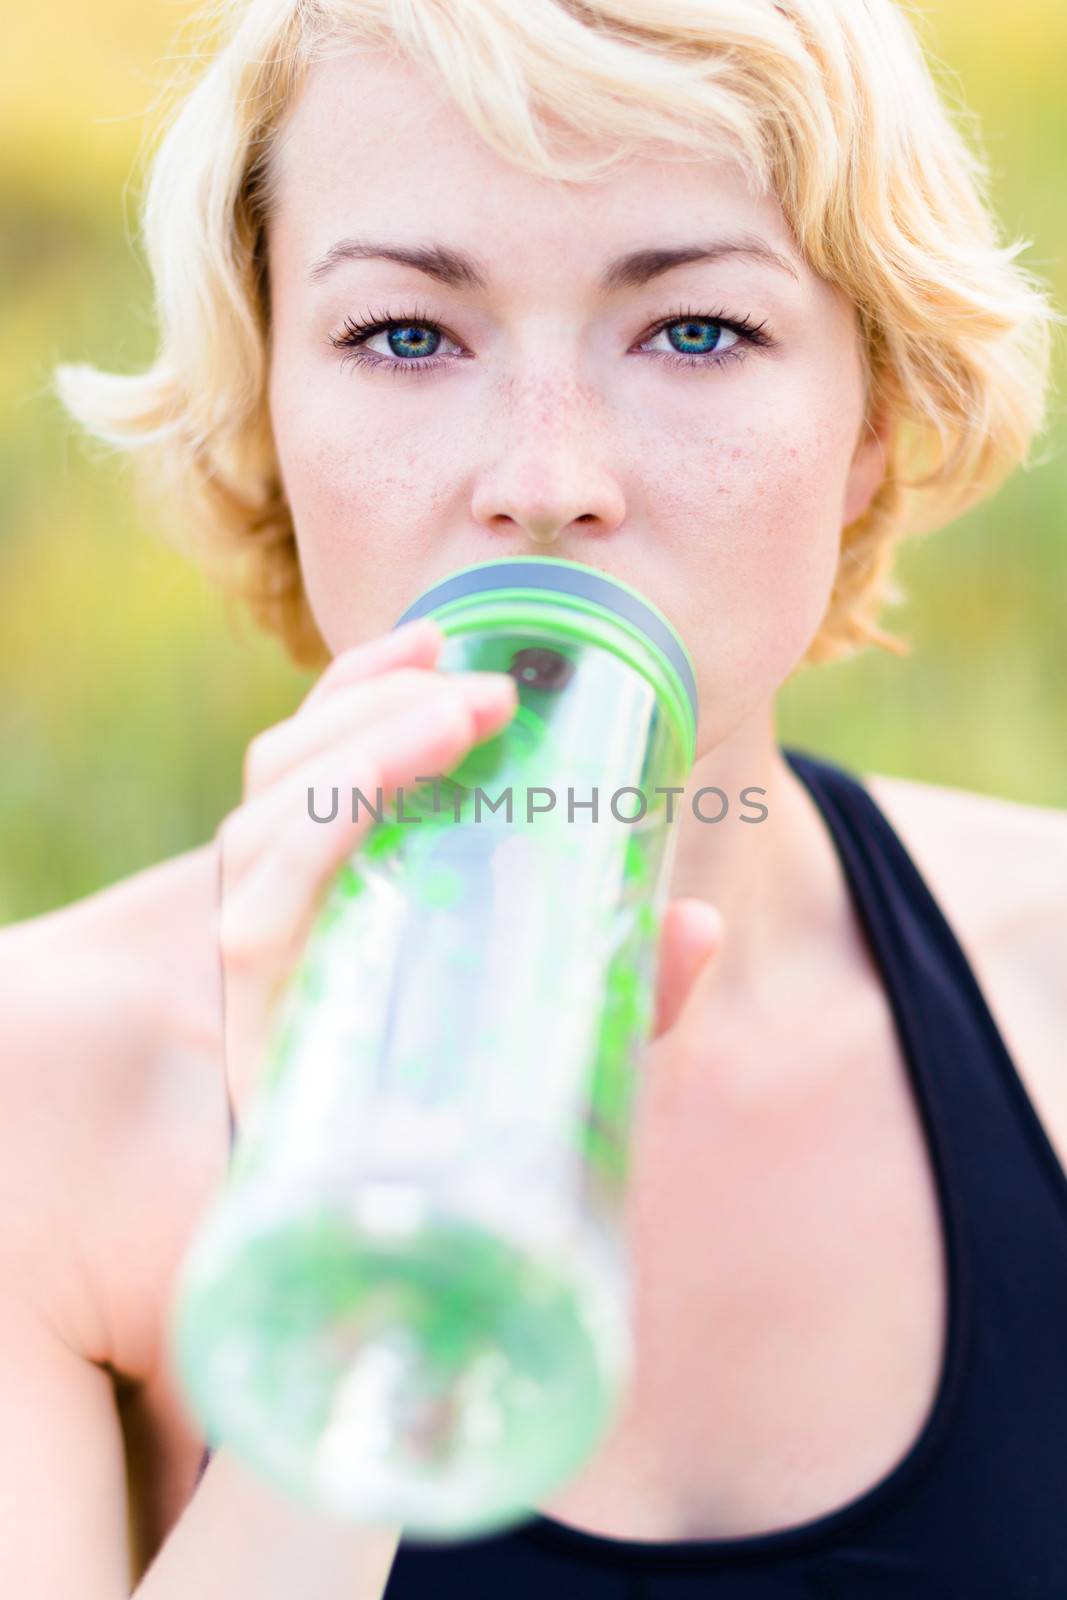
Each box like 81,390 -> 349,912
213,616 -> 521,1132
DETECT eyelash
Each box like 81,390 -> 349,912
328,301 -> 772,378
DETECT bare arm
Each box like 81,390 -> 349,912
0,1287 -> 401,1600
0,1293 -> 134,1597
0,918 -> 404,1599
132,1447 -> 401,1599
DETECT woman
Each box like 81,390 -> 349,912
5,0 -> 1065,1593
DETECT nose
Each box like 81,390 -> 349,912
469,375 -> 626,546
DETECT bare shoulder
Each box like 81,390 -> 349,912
863,769 -> 1067,1165
0,842 -> 228,1376
862,770 -> 1067,947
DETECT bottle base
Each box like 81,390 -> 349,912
173,1192 -> 630,1538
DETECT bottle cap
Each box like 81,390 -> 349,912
392,557 -> 698,767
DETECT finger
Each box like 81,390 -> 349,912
651,898 -> 725,1039
243,666 -> 508,800
218,677 -> 518,973
299,617 -> 444,713
224,672 -> 517,881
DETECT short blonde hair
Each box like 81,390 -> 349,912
53,0 -> 1061,672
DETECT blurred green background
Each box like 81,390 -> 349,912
2,0 -> 1064,924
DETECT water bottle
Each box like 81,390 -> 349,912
170,556 -> 698,1541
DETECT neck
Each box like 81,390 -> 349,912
666,709 -> 858,1013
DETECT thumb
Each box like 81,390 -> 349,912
651,898 -> 725,1040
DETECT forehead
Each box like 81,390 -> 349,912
268,45 -> 801,283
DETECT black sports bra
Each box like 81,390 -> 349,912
195,746 -> 1067,1595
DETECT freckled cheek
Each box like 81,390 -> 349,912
650,416 -> 844,594
719,439 -> 843,597
644,415 -> 850,713
269,380 -> 439,641
273,373 -> 426,536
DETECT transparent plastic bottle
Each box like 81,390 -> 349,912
170,556 -> 698,1542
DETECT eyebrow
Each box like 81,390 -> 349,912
306,233 -> 801,291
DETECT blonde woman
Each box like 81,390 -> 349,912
5,0 -> 1066,1594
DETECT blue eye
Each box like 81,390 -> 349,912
330,303 -> 772,378
379,324 -> 443,361
645,316 -> 745,369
